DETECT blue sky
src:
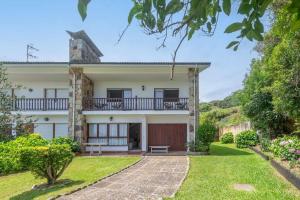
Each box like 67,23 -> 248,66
0,0 -> 261,102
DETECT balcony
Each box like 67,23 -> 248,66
5,97 -> 189,111
9,98 -> 69,111
83,98 -> 189,111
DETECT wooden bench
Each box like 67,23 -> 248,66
149,146 -> 170,153
82,143 -> 105,156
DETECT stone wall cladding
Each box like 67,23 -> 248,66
68,67 -> 93,145
68,35 -> 97,147
188,68 -> 199,144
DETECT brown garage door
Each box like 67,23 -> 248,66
148,124 -> 187,151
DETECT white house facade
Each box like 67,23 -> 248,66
2,30 -> 210,152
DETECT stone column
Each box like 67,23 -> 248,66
68,67 -> 93,145
188,68 -> 199,145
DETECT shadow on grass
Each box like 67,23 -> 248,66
209,144 -> 253,156
10,179 -> 84,200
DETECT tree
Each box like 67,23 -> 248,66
0,66 -> 14,135
76,0 -> 299,78
0,65 -> 33,138
209,90 -> 242,109
20,144 -> 74,185
77,0 -> 300,53
243,92 -> 294,138
199,90 -> 247,130
240,2 -> 299,139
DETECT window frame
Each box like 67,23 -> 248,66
106,88 -> 132,102
154,88 -> 180,102
44,88 -> 68,98
87,123 -> 128,146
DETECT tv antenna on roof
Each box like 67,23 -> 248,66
26,44 -> 39,62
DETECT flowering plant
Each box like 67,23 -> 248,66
270,136 -> 300,166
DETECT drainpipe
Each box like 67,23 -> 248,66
193,65 -> 197,143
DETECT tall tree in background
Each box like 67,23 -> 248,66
241,0 -> 299,139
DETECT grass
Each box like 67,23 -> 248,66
0,156 -> 140,200
171,143 -> 300,200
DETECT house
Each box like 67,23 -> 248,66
2,30 -> 210,152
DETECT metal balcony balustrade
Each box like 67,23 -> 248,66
83,97 -> 189,111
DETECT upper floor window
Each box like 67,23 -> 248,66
154,88 -> 179,101
107,89 -> 132,99
45,88 -> 68,98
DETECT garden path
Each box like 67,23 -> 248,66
58,156 -> 188,200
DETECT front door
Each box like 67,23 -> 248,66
128,123 -> 141,150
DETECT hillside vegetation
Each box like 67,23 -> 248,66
200,91 -> 248,128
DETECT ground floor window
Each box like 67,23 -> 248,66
34,123 -> 68,139
88,123 -> 128,146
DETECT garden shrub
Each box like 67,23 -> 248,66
221,132 -> 234,144
0,134 -> 79,175
189,122 -> 216,152
0,144 -> 23,174
20,144 -> 74,185
260,137 -> 271,152
10,133 -> 48,147
0,134 -> 48,175
269,136 -> 300,166
51,137 -> 80,152
0,134 -> 15,143
236,130 -> 258,148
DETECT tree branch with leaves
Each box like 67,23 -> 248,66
77,0 -> 300,49
77,0 -> 300,79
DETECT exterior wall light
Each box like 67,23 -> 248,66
142,85 -> 145,91
44,117 -> 49,122
29,88 -> 33,92
109,116 -> 113,121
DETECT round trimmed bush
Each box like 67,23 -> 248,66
221,132 -> 234,144
20,144 -> 74,185
236,130 -> 258,148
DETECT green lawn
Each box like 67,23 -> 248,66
172,143 -> 300,200
0,156 -> 140,200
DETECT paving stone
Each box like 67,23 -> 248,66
154,186 -> 178,196
58,156 -> 188,200
233,183 -> 255,192
93,181 -> 112,188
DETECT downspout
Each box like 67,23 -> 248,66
194,65 -> 197,143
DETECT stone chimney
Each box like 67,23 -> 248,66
67,30 -> 100,147
67,30 -> 103,63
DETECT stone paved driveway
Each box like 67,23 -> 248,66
59,156 -> 189,200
